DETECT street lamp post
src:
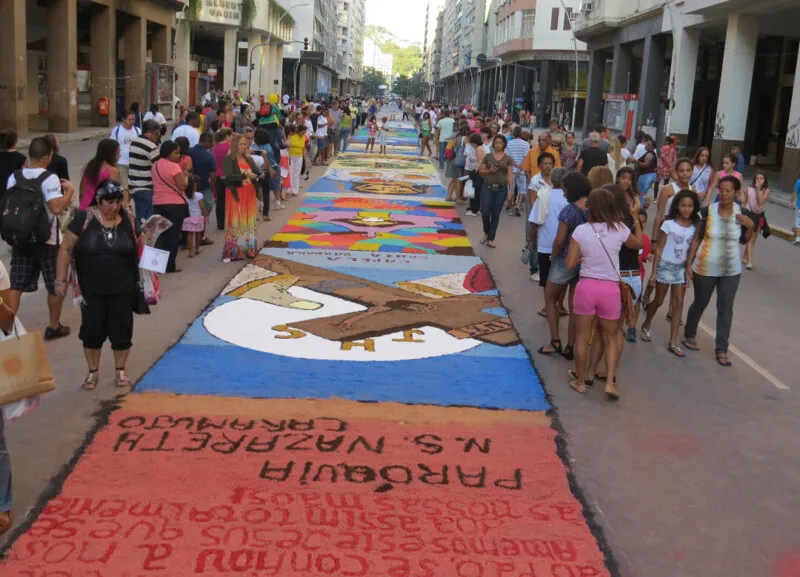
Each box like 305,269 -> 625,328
247,3 -> 310,99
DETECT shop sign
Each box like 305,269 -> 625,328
201,0 -> 242,26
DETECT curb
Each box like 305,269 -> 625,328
18,128 -> 111,148
771,225 -> 794,242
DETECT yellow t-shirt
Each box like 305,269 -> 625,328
289,133 -> 306,157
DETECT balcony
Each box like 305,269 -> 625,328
572,0 -> 666,39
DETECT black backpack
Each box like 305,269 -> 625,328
0,170 -> 53,246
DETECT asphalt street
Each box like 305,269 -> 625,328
2,136 -> 799,577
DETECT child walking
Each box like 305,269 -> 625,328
366,116 -> 378,153
182,177 -> 209,258
288,124 -> 306,197
640,189 -> 701,356
378,117 -> 390,155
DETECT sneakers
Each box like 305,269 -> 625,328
200,237 -> 214,246
506,208 -> 515,216
625,327 -> 637,342
465,209 -> 476,217
530,272 -> 540,282
275,204 -> 285,210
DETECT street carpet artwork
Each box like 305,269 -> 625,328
330,153 -> 437,174
307,169 -> 447,198
0,110 -> 615,577
345,142 -> 422,156
0,395 -> 611,577
264,196 -> 471,255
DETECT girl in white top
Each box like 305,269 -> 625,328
652,157 -> 695,239
464,133 -> 485,216
640,189 -> 701,356
689,147 -> 714,198
181,189 -> 209,258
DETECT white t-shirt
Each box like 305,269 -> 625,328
0,262 -> 25,341
143,111 -> 167,125
620,148 -> 631,162
532,188 -> 568,254
6,168 -> 63,246
660,219 -> 695,264
111,125 -> 141,166
171,124 -> 200,148
436,117 -> 455,142
633,143 -> 647,160
187,192 -> 204,218
282,94 -> 290,105
427,109 -> 438,124
315,116 -> 329,139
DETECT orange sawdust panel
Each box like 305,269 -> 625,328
1,396 -> 610,576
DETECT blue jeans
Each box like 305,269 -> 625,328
438,142 -> 447,169
481,184 -> 508,242
637,173 -> 657,199
340,128 -> 351,152
132,188 -> 153,222
0,414 -> 11,513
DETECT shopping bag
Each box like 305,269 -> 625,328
0,331 -> 56,405
463,179 -> 475,199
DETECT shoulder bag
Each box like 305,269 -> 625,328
592,225 -> 636,327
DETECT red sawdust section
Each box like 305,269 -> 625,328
1,396 -> 610,576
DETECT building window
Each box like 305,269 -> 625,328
238,47 -> 248,67
550,7 -> 559,31
564,7 -> 572,30
521,10 -> 535,38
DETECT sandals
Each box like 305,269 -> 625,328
487,241 -> 496,249
561,345 -> 574,361
44,324 -> 71,341
640,327 -> 652,342
537,308 -> 548,318
537,339 -> 562,355
682,339 -> 700,351
667,344 -> 686,358
116,369 -> 131,388
82,370 -> 98,391
715,353 -> 732,367
605,384 -> 621,401
568,369 -> 593,388
480,236 -> 488,245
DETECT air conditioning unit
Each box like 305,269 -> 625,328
579,0 -> 594,12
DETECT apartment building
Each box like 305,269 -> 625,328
282,0 -> 339,98
480,0 -> 587,123
574,0 -> 800,189
337,0 -> 366,96
364,37 -> 394,80
439,0 -> 487,104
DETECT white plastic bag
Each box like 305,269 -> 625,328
463,179 -> 475,199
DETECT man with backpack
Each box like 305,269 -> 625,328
2,137 -> 75,340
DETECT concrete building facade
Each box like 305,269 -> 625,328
174,0 -> 293,107
364,37 -> 395,80
282,0 -> 338,99
480,0 -> 588,123
439,0 -> 487,104
0,0 -> 180,136
336,0 -> 366,96
574,0 -> 800,190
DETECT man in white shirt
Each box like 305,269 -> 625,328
171,111 -> 201,148
282,94 -> 290,106
5,137 -> 75,341
435,110 -> 455,169
110,111 -> 141,193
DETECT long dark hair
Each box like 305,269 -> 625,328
175,136 -> 191,157
615,166 -> 640,203
83,139 -> 120,186
587,188 -> 624,230
751,171 -> 768,190
666,189 -> 701,223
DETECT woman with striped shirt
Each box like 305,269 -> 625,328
683,175 -> 754,367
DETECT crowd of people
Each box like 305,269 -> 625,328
397,101 -> 779,399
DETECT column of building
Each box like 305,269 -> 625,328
0,0 -> 28,135
48,0 -> 78,132
667,26 -> 700,144
636,35 -> 666,140
711,14 -> 757,163
584,50 -> 605,131
780,47 -> 800,191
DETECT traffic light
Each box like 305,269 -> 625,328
303,37 -> 309,51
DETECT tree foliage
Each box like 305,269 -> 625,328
392,71 -> 426,99
362,67 -> 387,97
365,25 -> 423,78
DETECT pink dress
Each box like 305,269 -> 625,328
79,168 -> 110,209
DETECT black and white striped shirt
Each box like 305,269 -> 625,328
128,137 -> 159,192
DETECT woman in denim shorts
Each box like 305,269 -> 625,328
537,171 -> 591,361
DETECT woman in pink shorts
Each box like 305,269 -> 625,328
565,188 -> 643,400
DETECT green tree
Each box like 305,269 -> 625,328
362,67 -> 387,97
